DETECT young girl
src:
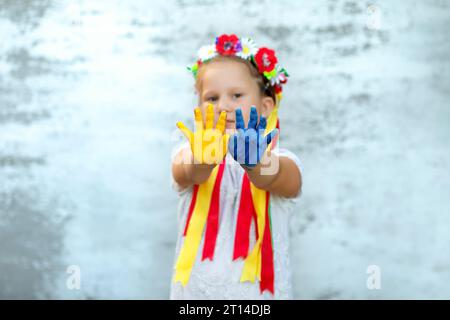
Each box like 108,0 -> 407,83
170,34 -> 303,299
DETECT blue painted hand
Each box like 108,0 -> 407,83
228,106 -> 279,168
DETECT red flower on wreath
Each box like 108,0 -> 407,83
254,47 -> 278,73
215,34 -> 241,56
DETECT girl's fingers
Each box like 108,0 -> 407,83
233,135 -> 239,161
222,133 -> 230,156
176,121 -> 194,144
205,103 -> 214,129
194,107 -> 203,131
258,116 -> 267,131
248,106 -> 258,129
216,111 -> 227,134
236,109 -> 245,130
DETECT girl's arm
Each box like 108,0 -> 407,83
172,146 -> 216,189
244,152 -> 302,198
228,107 -> 302,198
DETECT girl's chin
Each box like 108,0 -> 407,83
225,126 -> 236,133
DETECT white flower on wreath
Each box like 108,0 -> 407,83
270,66 -> 288,86
197,45 -> 217,61
236,37 -> 258,59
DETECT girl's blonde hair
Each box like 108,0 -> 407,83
194,55 -> 276,105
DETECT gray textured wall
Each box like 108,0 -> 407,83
0,0 -> 449,299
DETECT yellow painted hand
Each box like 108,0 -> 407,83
177,104 -> 229,165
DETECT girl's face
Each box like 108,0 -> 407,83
197,59 -> 274,131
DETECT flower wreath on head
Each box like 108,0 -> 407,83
187,34 -> 289,103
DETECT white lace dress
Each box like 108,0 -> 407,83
170,143 -> 303,300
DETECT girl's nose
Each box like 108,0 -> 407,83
216,97 -> 234,113
214,99 -> 231,120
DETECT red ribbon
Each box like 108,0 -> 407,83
202,160 -> 226,260
259,119 -> 277,294
183,184 -> 199,236
233,173 -> 258,260
259,119 -> 278,294
259,192 -> 274,294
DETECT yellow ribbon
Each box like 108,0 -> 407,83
240,184 -> 266,282
266,107 -> 278,135
174,164 -> 220,285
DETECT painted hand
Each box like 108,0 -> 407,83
228,106 -> 279,168
177,104 -> 229,165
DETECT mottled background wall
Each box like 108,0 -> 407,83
0,0 -> 449,299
